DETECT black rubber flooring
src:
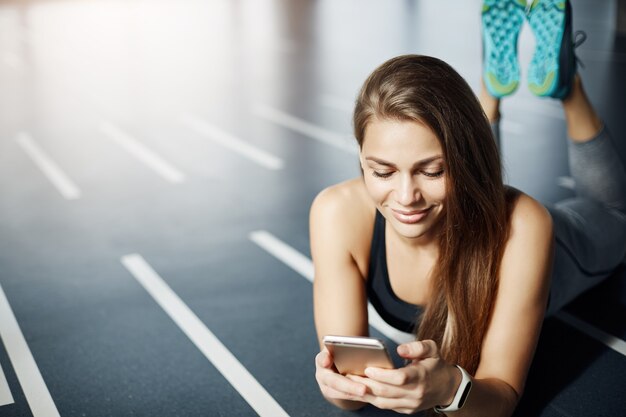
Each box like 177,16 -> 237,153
0,0 -> 624,416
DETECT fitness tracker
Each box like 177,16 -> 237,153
434,365 -> 472,414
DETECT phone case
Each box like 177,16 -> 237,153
323,335 -> 394,376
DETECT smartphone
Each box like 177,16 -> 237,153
323,335 -> 394,376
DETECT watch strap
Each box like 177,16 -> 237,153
434,365 -> 472,413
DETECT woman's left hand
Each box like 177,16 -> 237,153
346,340 -> 460,414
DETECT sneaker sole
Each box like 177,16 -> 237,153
528,0 -> 573,98
482,0 -> 526,98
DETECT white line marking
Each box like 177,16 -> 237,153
100,122 -> 185,184
16,132 -> 81,200
179,114 -> 284,170
318,95 -> 354,114
121,254 -> 289,417
253,105 -> 358,155
0,284 -> 59,416
249,231 -> 313,281
0,361 -> 13,407
556,311 -> 626,357
556,176 -> 576,190
249,231 -> 414,344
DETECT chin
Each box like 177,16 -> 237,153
389,219 -> 434,239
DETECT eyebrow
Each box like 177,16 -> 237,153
364,155 -> 443,169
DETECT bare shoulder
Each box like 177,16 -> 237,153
309,178 -> 375,272
311,177 -> 371,209
507,189 -> 553,239
502,189 -> 554,283
310,178 -> 374,234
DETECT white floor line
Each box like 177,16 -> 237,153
0,362 -> 13,407
179,114 -> 284,170
253,105 -> 358,155
121,254 -> 289,417
318,94 -> 353,114
249,231 -> 414,345
555,311 -> 626,357
556,176 -> 576,190
100,122 -> 186,184
0,284 -> 59,416
16,132 -> 81,200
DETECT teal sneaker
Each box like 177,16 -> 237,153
482,0 -> 527,98
527,0 -> 582,98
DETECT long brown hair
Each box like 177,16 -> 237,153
354,55 -> 510,374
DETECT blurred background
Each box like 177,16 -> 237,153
0,0 -> 625,416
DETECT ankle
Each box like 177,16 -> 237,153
563,76 -> 603,142
479,88 -> 501,122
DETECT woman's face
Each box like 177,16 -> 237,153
360,118 -> 446,242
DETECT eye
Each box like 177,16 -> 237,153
421,169 -> 444,178
372,171 -> 393,179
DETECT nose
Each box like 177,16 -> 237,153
395,174 -> 420,206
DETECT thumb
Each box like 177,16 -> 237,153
397,340 -> 439,360
316,348 -> 333,368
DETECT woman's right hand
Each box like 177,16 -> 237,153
315,348 -> 368,407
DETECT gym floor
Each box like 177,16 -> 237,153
0,0 -> 625,416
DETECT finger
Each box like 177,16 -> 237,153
348,372 -> 409,399
344,373 -> 382,393
396,408 -> 419,415
359,393 -> 417,411
397,340 -> 439,360
344,374 -> 368,384
321,372 -> 367,397
364,366 -> 420,387
315,349 -> 332,368
322,385 -> 365,401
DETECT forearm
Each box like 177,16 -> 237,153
445,377 -> 519,417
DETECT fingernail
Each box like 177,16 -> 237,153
398,345 -> 408,355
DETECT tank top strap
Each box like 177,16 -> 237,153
366,210 -> 422,333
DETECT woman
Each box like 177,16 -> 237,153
310,2 -> 626,415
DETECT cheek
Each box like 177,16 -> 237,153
364,177 -> 392,203
422,180 -> 447,201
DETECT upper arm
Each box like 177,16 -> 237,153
475,195 -> 554,397
310,186 -> 370,350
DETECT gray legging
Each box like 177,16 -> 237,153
492,122 -> 626,316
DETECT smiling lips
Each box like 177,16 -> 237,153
391,207 -> 432,224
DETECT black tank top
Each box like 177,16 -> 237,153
366,210 -> 422,333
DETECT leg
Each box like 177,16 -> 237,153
546,200 -> 626,316
562,76 -> 626,214
479,82 -> 502,151
562,75 -> 602,142
547,76 -> 626,315
479,82 -> 501,124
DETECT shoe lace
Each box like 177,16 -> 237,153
573,30 -> 587,69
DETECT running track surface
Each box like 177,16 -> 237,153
1,0 -> 625,416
